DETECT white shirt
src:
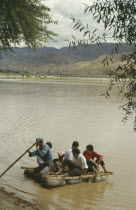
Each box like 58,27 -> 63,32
64,147 -> 74,160
73,154 -> 88,169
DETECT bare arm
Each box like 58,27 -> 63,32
96,156 -> 103,164
26,142 -> 39,156
56,162 -> 61,172
36,142 -> 39,150
88,158 -> 99,168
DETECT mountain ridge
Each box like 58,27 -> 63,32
0,43 -> 134,76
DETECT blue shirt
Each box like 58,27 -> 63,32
29,144 -> 53,162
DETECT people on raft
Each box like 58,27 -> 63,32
26,139 -> 111,176
26,138 -> 53,175
59,148 -> 88,176
83,145 -> 110,173
64,141 -> 79,161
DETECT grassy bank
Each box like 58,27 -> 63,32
0,74 -> 111,83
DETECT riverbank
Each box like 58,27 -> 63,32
0,74 -> 111,83
0,188 -> 39,210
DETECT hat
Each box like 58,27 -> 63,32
36,137 -> 43,142
57,152 -> 64,157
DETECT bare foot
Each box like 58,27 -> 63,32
59,173 -> 68,177
92,173 -> 97,182
55,169 -> 63,175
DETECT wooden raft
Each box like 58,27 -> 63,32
24,168 -> 113,189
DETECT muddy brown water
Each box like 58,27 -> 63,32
0,79 -> 136,210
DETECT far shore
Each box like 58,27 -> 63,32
0,74 -> 111,83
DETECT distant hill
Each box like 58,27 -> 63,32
0,43 -> 134,76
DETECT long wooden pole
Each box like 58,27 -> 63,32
0,142 -> 36,178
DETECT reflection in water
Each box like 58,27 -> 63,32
0,80 -> 136,210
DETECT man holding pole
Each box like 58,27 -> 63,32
26,138 -> 53,175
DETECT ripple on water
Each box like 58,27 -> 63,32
0,80 -> 136,210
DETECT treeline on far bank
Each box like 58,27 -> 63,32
0,68 -> 33,77
0,68 -> 112,79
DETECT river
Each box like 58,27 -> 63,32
0,79 -> 136,210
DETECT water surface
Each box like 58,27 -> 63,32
0,80 -> 136,210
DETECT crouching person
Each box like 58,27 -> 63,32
62,148 -> 88,176
53,152 -> 64,173
26,138 -> 53,175
83,145 -> 110,173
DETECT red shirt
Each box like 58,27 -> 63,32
83,150 -> 102,160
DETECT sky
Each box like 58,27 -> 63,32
44,0 -> 105,48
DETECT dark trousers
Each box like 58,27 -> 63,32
34,162 -> 52,173
87,159 -> 105,172
62,159 -> 82,176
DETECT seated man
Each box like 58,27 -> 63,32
26,138 -> 53,175
55,141 -> 79,175
83,145 -> 110,173
62,148 -> 88,176
64,141 -> 79,161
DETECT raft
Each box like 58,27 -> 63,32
24,168 -> 113,189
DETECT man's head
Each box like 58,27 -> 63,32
86,145 -> 94,155
72,141 -> 79,149
36,137 -> 43,146
46,142 -> 52,149
72,148 -> 80,158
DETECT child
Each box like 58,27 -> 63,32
53,152 -> 64,173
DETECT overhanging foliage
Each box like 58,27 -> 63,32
70,0 -> 136,130
0,0 -> 57,54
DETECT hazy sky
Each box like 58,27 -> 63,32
44,0 -> 104,48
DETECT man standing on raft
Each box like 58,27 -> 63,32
26,138 -> 53,175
